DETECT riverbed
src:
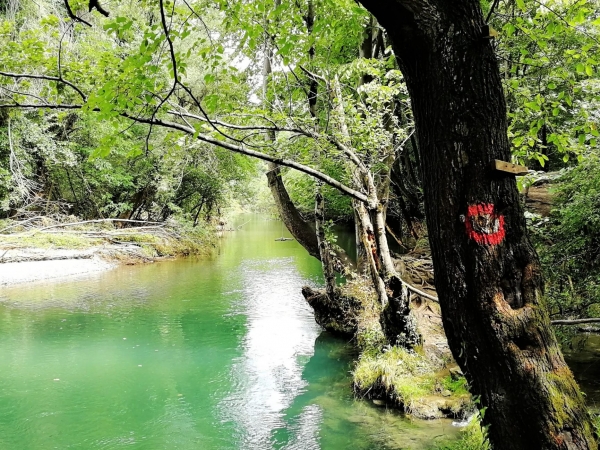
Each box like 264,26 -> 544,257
0,216 -> 460,449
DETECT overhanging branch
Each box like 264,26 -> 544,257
0,71 -> 87,102
0,102 -> 368,203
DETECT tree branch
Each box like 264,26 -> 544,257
0,101 -> 368,203
0,103 -> 82,109
0,71 -> 87,101
167,109 -> 306,134
551,318 -> 600,326
64,0 -> 92,27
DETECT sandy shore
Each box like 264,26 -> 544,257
1,257 -> 116,286
0,247 -> 125,286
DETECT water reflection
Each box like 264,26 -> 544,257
220,257 -> 321,448
564,334 -> 600,412
0,215 -> 461,449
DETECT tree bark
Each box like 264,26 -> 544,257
266,164 -> 321,259
354,199 -> 388,306
315,184 -> 336,299
359,0 -> 597,448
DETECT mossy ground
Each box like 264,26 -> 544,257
341,278 -> 473,419
0,232 -> 102,249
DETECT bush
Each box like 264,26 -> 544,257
535,156 -> 600,320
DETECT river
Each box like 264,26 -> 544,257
0,216 -> 470,449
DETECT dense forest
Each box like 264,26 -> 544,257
1,0 -> 600,448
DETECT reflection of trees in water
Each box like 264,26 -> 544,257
564,335 -> 600,409
271,331 -> 354,450
272,332 -> 411,450
274,332 -> 461,450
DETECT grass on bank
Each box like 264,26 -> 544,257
0,217 -> 218,258
342,279 -> 472,419
0,231 -> 102,249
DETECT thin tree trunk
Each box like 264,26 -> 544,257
360,0 -> 597,448
262,3 -> 323,260
354,208 -> 369,273
354,199 -> 388,306
315,184 -> 336,299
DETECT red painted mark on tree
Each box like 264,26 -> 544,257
465,203 -> 505,245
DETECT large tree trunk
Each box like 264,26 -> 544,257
359,0 -> 597,448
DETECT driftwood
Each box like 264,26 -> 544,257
1,217 -> 165,235
34,218 -> 164,233
404,282 -> 439,303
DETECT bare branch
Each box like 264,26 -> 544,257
167,109 -> 306,134
128,115 -> 370,203
88,0 -> 109,17
299,65 -> 328,84
64,0 -> 92,27
0,71 -> 87,101
0,103 -> 81,109
551,318 -> 600,326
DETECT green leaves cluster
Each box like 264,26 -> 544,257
493,0 -> 600,168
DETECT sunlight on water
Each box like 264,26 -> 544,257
0,215 -> 460,449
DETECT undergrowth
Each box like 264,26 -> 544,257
347,277 -> 472,419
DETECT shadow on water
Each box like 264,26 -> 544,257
564,334 -> 600,412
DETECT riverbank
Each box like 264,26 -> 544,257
302,262 -> 474,422
0,217 -> 219,286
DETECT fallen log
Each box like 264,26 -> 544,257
551,318 -> 600,325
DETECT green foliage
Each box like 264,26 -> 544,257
534,157 -> 600,320
491,0 -> 600,169
0,0 -> 259,224
285,170 -> 353,220
593,413 -> 600,435
442,375 -> 470,397
0,0 -> 418,225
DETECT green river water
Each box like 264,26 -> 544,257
0,216 -> 480,449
